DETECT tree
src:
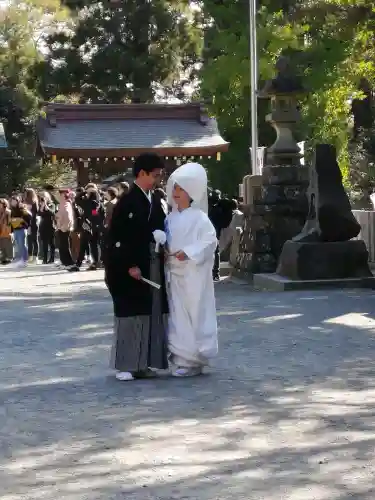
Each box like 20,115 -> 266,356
200,0 -> 375,194
36,0 -> 203,103
0,0 -> 67,193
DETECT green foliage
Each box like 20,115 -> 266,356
200,0 -> 375,193
27,160 -> 76,188
0,0 -> 67,193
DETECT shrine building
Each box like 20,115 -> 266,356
36,102 -> 229,186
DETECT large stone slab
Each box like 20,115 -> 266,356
254,272 -> 375,291
277,239 -> 372,280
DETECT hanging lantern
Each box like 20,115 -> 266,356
217,152 -> 221,161
122,157 -> 126,161
114,157 -> 117,161
51,154 -> 56,164
208,156 -> 212,160
165,156 -> 169,160
97,158 -> 100,161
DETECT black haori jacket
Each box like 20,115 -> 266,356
104,183 -> 169,318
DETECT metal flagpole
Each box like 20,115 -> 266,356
249,0 -> 258,174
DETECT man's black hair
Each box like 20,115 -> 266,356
132,152 -> 164,178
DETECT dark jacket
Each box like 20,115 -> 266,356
76,193 -> 105,233
104,183 -> 168,318
38,203 -> 56,235
209,198 -> 233,237
26,202 -> 39,232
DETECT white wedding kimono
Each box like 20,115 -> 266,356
166,206 -> 218,368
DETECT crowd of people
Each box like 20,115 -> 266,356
0,177 -> 239,280
0,181 -> 132,270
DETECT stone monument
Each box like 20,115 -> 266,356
235,56 -> 309,276
254,143 -> 374,290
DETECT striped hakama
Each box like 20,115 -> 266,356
110,245 -> 168,372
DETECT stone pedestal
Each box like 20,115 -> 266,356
277,240 -> 372,280
253,272 -> 375,291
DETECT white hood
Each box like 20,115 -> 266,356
167,162 -> 209,213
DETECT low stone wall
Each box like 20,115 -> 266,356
353,210 -> 375,263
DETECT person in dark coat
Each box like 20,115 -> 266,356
208,190 -> 233,281
24,188 -> 39,262
69,184 -> 105,272
38,192 -> 56,264
104,153 -> 169,381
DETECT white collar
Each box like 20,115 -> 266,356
135,182 -> 152,203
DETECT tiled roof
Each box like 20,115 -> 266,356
40,117 -> 226,151
37,103 -> 228,158
0,123 -> 7,149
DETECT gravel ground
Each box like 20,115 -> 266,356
1,264 -> 375,500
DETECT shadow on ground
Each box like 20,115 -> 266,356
1,276 -> 375,499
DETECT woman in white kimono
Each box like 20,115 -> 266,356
166,162 -> 218,377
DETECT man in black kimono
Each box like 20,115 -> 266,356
104,153 -> 169,381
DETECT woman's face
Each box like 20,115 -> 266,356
172,184 -> 190,207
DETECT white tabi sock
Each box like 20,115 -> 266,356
115,371 -> 134,381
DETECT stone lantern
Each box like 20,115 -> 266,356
235,56 -> 309,275
260,56 -> 305,164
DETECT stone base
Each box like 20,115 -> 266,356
253,273 -> 375,291
231,266 -> 253,283
277,239 -> 372,280
220,261 -> 232,278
